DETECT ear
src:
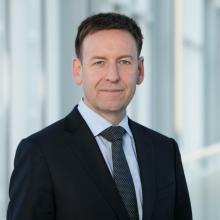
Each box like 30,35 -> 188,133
72,57 -> 83,85
136,56 -> 144,85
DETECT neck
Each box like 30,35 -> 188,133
82,98 -> 126,125
97,110 -> 126,125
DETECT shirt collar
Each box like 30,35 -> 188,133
77,98 -> 132,137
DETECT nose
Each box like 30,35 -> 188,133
105,63 -> 120,82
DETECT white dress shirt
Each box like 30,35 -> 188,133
78,99 -> 143,219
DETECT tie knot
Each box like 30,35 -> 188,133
100,126 -> 126,142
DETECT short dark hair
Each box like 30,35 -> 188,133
75,12 -> 143,59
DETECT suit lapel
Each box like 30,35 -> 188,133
129,119 -> 156,220
64,107 -> 129,220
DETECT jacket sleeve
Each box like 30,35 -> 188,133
7,138 -> 55,220
173,139 -> 193,220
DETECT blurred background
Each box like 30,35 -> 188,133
0,0 -> 220,219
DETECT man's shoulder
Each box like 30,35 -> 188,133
24,117 -> 66,146
13,107 -> 86,166
24,106 -> 82,144
129,119 -> 174,144
129,119 -> 178,158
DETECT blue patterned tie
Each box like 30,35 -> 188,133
100,126 -> 139,220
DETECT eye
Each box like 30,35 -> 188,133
119,59 -> 131,65
94,60 -> 105,65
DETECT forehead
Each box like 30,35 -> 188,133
81,29 -> 138,58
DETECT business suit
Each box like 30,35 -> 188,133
7,106 -> 192,220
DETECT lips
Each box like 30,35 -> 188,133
99,89 -> 124,95
100,89 -> 123,92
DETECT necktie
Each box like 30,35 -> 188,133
100,126 -> 139,220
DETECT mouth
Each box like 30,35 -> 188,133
100,89 -> 124,93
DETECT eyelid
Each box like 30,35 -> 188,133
93,60 -> 105,65
119,59 -> 132,64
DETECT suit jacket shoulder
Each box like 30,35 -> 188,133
128,118 -> 176,153
17,106 -> 85,155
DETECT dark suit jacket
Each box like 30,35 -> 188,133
7,106 -> 192,220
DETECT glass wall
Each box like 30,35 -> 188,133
182,0 -> 220,219
0,0 -> 11,217
0,0 -> 220,219
0,0 -> 61,218
204,0 -> 220,146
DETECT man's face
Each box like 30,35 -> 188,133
73,29 -> 144,122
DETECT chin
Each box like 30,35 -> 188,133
99,104 -> 126,113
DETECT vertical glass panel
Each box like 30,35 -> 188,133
0,0 -> 8,218
9,0 -> 44,169
204,2 -> 220,146
181,0 -> 204,151
26,0 -> 44,131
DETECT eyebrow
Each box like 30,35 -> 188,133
117,55 -> 134,60
90,55 -> 135,61
90,56 -> 107,61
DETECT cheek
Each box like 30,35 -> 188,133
123,77 -> 138,98
122,74 -> 138,88
82,75 -> 100,94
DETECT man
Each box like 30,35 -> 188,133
7,12 -> 192,220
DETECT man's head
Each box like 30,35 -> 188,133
75,12 -> 143,60
73,13 -> 144,124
